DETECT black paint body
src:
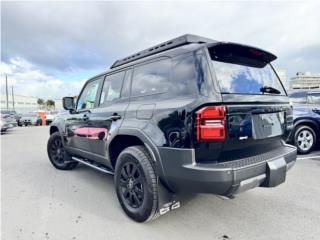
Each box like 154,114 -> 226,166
50,37 -> 297,195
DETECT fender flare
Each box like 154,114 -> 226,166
49,122 -> 67,145
114,128 -> 174,191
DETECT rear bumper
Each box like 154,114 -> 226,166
158,143 -> 297,195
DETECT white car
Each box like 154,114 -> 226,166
46,111 -> 58,125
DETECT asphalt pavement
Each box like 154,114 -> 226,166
1,126 -> 320,240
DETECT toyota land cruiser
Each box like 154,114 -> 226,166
47,34 -> 297,222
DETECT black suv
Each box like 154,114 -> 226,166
47,34 -> 297,222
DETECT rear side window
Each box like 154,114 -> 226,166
307,93 -> 320,104
121,69 -> 132,99
131,56 -> 201,98
289,92 -> 307,104
100,71 -> 125,106
132,59 -> 171,96
172,54 -> 202,96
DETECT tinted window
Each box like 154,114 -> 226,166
121,69 -> 132,98
308,93 -> 320,104
289,92 -> 307,104
132,59 -> 171,96
172,54 -> 201,96
100,71 -> 125,106
209,46 -> 286,95
77,78 -> 101,110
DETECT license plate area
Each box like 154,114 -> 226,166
252,112 -> 284,139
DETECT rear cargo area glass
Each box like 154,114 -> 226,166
209,45 -> 286,95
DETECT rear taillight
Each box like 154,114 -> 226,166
196,105 -> 226,141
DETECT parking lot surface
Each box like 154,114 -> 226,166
1,126 -> 320,240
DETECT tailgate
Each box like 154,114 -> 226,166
219,99 -> 293,162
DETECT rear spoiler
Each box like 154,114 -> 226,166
207,42 -> 277,68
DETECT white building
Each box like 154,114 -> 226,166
290,72 -> 320,90
54,98 -> 63,111
0,94 -> 38,113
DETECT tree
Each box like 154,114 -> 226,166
46,99 -> 55,110
37,98 -> 44,105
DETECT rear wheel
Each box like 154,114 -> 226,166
294,125 -> 316,154
47,132 -> 78,170
114,146 -> 159,222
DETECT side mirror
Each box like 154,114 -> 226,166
63,97 -> 75,111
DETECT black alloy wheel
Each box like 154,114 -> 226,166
47,132 -> 78,170
115,146 -> 159,222
119,161 -> 145,208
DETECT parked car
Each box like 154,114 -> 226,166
47,34 -> 297,222
19,112 -> 42,126
287,90 -> 320,154
45,111 -> 58,125
0,115 -> 15,132
1,109 -> 19,126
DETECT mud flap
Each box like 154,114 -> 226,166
262,157 -> 287,187
157,179 -> 181,216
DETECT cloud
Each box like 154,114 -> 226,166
1,1 -> 320,98
0,58 -> 85,99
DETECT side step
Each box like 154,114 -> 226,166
72,156 -> 114,175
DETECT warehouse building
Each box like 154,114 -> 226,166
0,94 -> 38,113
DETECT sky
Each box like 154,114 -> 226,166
1,1 -> 320,99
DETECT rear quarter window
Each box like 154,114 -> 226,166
307,93 -> 320,104
131,56 -> 201,99
132,59 -> 171,97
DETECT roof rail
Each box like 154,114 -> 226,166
110,34 -> 216,69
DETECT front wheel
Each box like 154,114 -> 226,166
114,146 -> 159,222
294,125 -> 316,154
47,132 -> 78,170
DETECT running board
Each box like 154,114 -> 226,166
72,156 -> 114,175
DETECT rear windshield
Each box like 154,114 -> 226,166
209,44 -> 286,96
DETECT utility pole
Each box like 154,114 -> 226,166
5,75 -> 9,110
12,85 -> 15,110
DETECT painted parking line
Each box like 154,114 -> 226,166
297,156 -> 320,160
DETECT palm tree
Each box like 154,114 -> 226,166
37,98 -> 45,110
37,98 -> 44,105
46,99 -> 55,110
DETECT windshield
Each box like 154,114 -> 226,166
23,113 -> 37,117
209,44 -> 286,95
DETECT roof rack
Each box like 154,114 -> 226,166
110,34 -> 216,69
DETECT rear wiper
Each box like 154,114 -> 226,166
260,86 -> 281,94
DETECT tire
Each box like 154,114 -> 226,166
114,146 -> 159,222
47,132 -> 78,170
294,125 -> 316,154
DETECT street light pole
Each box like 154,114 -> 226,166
5,75 -> 9,110
12,85 -> 15,110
